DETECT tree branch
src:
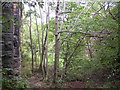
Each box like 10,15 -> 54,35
67,37 -> 85,61
58,31 -> 100,37
107,3 -> 118,21
58,30 -> 112,38
58,11 -> 90,15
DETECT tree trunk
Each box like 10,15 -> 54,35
44,2 -> 50,79
34,48 -> 37,70
38,6 -> 44,75
86,39 -> 93,59
29,13 -> 34,73
64,41 -> 69,77
53,0 -> 60,84
35,9 -> 41,69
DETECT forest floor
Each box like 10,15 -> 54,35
27,70 -> 120,88
28,73 -> 87,88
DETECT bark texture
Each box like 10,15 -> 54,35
53,0 -> 60,84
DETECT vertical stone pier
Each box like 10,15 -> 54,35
2,2 -> 22,88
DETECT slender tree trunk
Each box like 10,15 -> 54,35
34,48 -> 37,69
44,2 -> 50,79
38,6 -> 44,75
64,41 -> 69,77
20,29 -> 24,60
86,40 -> 93,59
39,26 -> 45,74
35,52 -> 37,69
65,37 -> 85,70
42,26 -> 49,77
29,13 -> 34,73
53,0 -> 60,84
35,10 -> 41,69
59,1 -> 65,32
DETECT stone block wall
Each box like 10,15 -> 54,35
2,2 -> 22,76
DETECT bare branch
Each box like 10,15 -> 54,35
58,11 -> 90,15
58,30 -> 112,38
58,31 -> 100,37
61,39 -> 88,46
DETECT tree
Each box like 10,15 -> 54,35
44,2 -> 50,79
34,7 -> 41,69
53,0 -> 60,84
29,12 -> 34,73
38,2 -> 45,75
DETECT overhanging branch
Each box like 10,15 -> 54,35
58,31 -> 101,37
58,30 -> 112,38
58,11 -> 90,15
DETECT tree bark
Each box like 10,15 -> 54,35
35,8 -> 41,69
86,39 -> 93,59
29,13 -> 34,73
53,0 -> 60,84
44,2 -> 50,79
38,5 -> 44,75
64,41 -> 69,77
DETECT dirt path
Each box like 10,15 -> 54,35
28,74 -> 87,88
67,81 -> 87,88
28,74 -> 51,88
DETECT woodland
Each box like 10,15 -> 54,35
1,0 -> 120,88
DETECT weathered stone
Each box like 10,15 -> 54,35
2,51 -> 13,58
13,47 -> 19,57
13,35 -> 19,47
2,56 -> 13,68
2,23 -> 13,33
13,25 -> 19,35
2,3 -> 22,88
2,33 -> 13,41
2,41 -> 13,51
2,7 -> 13,33
13,58 -> 20,68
